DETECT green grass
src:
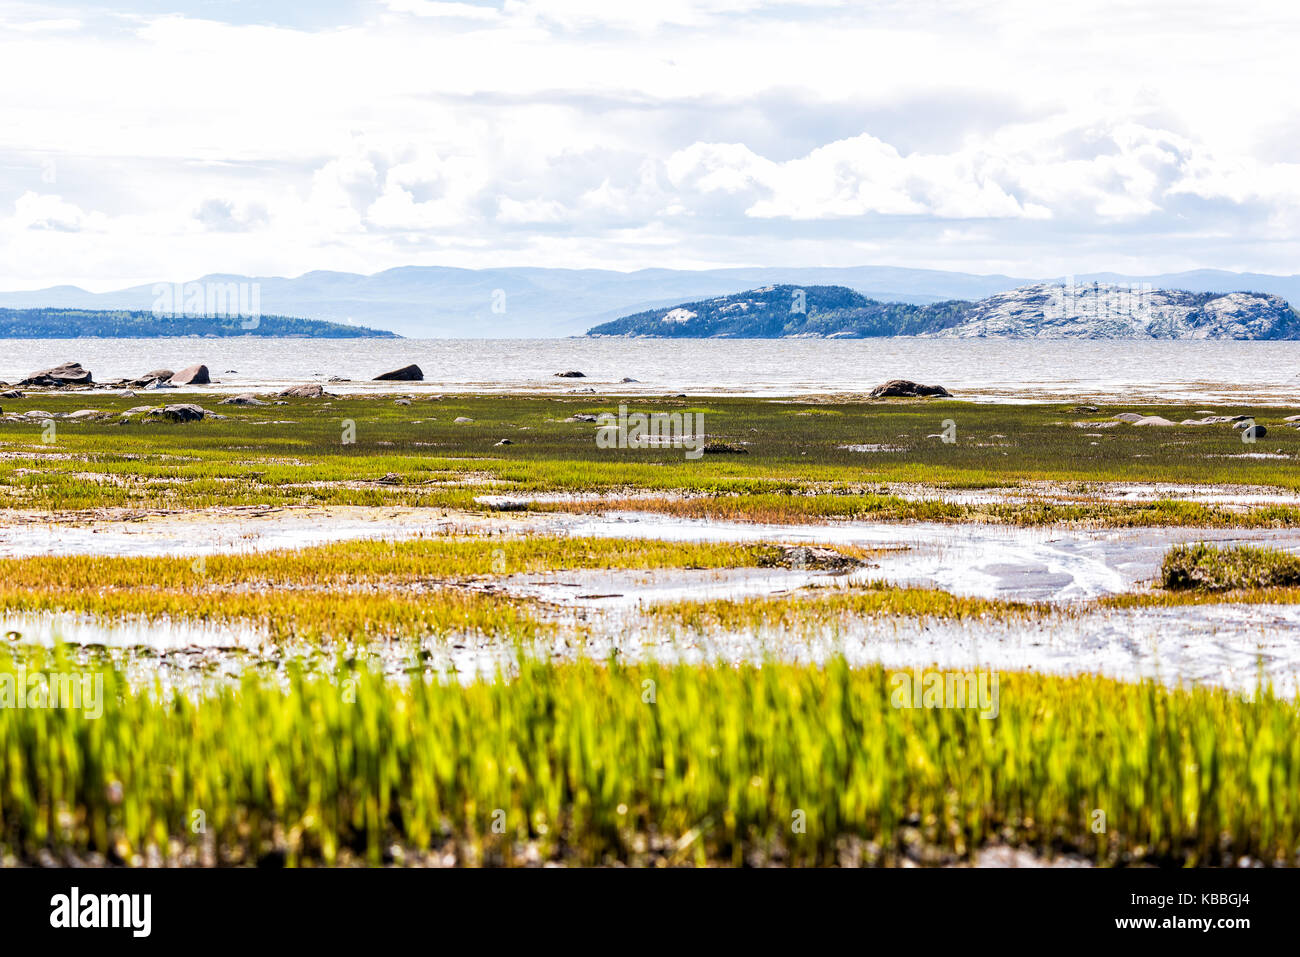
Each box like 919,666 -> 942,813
3,648 -> 1298,867
4,392 -> 1300,525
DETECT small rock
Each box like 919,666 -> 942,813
394,398 -> 411,406
376,473 -> 402,485
65,409 -> 103,420
702,442 -> 747,454
770,545 -> 857,570
495,438 -> 513,446
144,404 -> 205,423
868,379 -> 951,398
620,377 -> 639,383
1112,412 -> 1146,423
554,371 -> 586,378
454,416 -> 474,423
566,414 -> 599,422
219,394 -> 268,406
278,384 -> 324,398
1132,416 -> 1175,426
373,364 -> 423,382
131,369 -> 174,388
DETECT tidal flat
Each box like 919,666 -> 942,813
4,390 -> 1300,867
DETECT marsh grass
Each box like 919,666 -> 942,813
2,648 -> 1298,867
0,536 -> 820,640
1161,542 -> 1300,591
651,582 -> 1045,630
4,393 -> 1300,524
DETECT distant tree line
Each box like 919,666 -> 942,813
0,308 -> 398,338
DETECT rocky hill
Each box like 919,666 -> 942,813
586,282 -> 1300,339
585,285 -> 970,338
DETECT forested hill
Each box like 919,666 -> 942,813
585,285 -> 971,338
0,308 -> 398,338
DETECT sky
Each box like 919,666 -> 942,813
1,0 -> 1299,289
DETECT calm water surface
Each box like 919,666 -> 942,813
2,338 -> 1298,403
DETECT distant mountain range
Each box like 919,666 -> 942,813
0,308 -> 396,339
586,283 -> 1300,339
7,265 -> 1300,337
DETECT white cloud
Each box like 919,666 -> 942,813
1,0 -> 1300,287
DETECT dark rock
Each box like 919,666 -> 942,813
0,390 -> 22,399
131,369 -> 174,387
374,364 -> 423,381
702,442 -> 748,454
144,404 -> 205,423
278,384 -> 325,398
327,376 -> 351,383
376,473 -> 402,485
20,361 -> 92,387
495,438 -> 513,446
554,371 -> 586,378
869,379 -> 951,398
566,414 -> 599,422
169,364 -> 210,385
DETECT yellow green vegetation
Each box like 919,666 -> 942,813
651,581 -> 1045,631
2,650 -> 1297,867
0,536 -> 823,640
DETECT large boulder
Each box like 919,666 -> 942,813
868,379 -> 951,398
374,364 -> 423,381
219,393 -> 268,406
278,384 -> 325,398
168,364 -> 210,385
20,362 -> 92,387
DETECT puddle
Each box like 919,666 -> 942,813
492,565 -> 852,607
9,504 -> 1300,604
0,610 -> 267,651
559,512 -> 1300,601
0,507 -> 469,558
